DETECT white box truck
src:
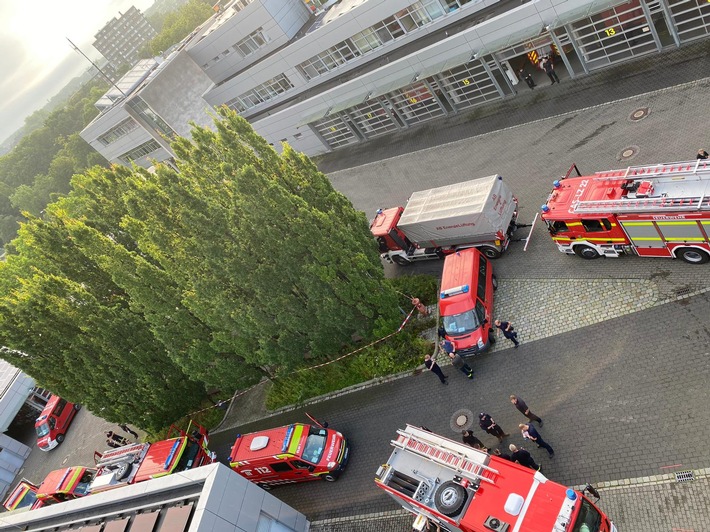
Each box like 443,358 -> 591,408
370,175 -> 519,265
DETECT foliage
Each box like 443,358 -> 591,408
147,0 -> 214,56
0,109 -> 401,430
0,82 -> 108,246
265,274 -> 439,410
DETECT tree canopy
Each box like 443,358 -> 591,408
0,109 -> 398,429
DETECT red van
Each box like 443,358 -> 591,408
35,395 -> 80,451
229,423 -> 349,490
438,248 -> 497,357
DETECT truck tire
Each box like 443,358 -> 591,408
479,246 -> 501,259
573,245 -> 600,260
323,474 -> 337,482
74,404 -> 82,411
677,248 -> 710,264
392,255 -> 411,266
434,480 -> 468,517
56,434 -> 65,444
114,460 -> 133,481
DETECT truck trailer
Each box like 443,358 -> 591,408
370,176 -> 519,266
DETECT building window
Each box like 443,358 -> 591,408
97,118 -> 139,146
233,28 -> 269,57
297,1 -> 446,81
256,513 -> 296,532
118,139 -> 161,165
127,98 -> 176,139
224,74 -> 294,113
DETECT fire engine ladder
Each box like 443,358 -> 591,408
573,194 -> 710,214
594,160 -> 710,180
392,427 -> 498,485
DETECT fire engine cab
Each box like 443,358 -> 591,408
541,160 -> 710,264
375,425 -> 616,532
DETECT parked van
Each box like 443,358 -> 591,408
35,395 -> 80,451
438,248 -> 497,357
229,423 -> 349,489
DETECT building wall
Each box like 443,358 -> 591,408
188,0 -> 312,84
93,6 -> 157,69
0,434 -> 31,501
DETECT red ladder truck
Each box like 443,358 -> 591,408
541,160 -> 710,264
375,425 -> 617,532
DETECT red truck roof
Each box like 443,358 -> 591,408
36,467 -> 93,501
369,207 -> 402,237
230,424 -> 303,463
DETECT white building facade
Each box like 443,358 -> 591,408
81,0 -> 710,165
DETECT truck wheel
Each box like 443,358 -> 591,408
56,434 -> 65,444
114,460 -> 132,481
323,474 -> 338,482
392,255 -> 411,266
677,248 -> 710,264
434,480 -> 468,517
488,332 -> 496,345
480,246 -> 501,259
73,404 -> 82,411
573,245 -> 600,260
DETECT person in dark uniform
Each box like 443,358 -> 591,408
424,354 -> 448,385
542,56 -> 560,84
518,68 -> 535,89
494,319 -> 520,348
479,413 -> 509,442
118,424 -> 139,439
520,423 -> 555,457
510,395 -> 543,425
509,444 -> 540,470
697,149 -> 709,160
461,429 -> 485,449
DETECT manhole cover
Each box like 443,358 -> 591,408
618,145 -> 639,161
675,470 -> 695,483
450,408 -> 475,432
629,107 -> 650,121
675,286 -> 692,297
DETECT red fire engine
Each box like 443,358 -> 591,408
375,425 -> 616,532
541,160 -> 710,264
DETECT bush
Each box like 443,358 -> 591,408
265,275 -> 439,410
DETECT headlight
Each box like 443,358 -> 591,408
477,339 -> 484,348
327,461 -> 336,469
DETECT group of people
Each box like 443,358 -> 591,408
105,424 -> 139,449
518,54 -> 560,90
460,395 -> 555,471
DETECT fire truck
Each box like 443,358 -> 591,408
375,425 -> 616,532
2,466 -> 96,512
541,160 -> 710,264
89,422 -> 214,493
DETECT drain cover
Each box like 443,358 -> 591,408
450,408 -> 475,432
618,145 -> 639,161
675,470 -> 695,483
629,107 -> 650,121
675,286 -> 692,297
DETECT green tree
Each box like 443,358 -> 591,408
148,0 -> 213,56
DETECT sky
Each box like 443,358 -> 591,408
0,0 -> 155,144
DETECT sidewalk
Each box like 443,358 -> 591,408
310,468 -> 710,531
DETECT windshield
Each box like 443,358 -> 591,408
443,311 -> 481,336
302,429 -> 327,464
36,423 -> 50,437
14,490 -> 37,510
572,497 -> 602,532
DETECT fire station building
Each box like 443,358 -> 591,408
80,0 -> 710,166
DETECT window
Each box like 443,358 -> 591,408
477,256 -> 488,300
118,139 -> 161,165
549,220 -> 569,233
97,118 -> 139,146
268,462 -> 292,472
127,98 -> 175,139
233,28 -> 269,58
224,74 -> 294,113
443,310 -> 481,335
475,300 -> 486,325
571,497 -> 602,532
581,219 -> 606,232
302,427 -> 328,463
54,399 -> 67,416
257,513 -> 297,532
291,460 -> 312,470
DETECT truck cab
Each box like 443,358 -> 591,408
229,423 -> 349,489
438,249 -> 496,357
35,394 -> 80,451
35,467 -> 95,506
2,480 -> 42,512
371,207 -> 445,265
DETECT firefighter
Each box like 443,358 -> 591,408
105,430 -> 129,447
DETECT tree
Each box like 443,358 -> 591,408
148,0 -> 213,56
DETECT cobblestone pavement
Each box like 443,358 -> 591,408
209,292 -> 710,521
310,469 -> 710,532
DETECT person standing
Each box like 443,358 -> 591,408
510,395 -> 543,426
461,430 -> 485,449
494,319 -> 520,348
118,424 -> 139,439
105,431 -> 129,447
519,423 -> 555,457
479,413 -> 509,442
519,68 -> 535,89
697,149 -> 709,160
105,438 -> 121,449
509,444 -> 540,470
424,354 -> 448,385
543,56 -> 560,84
443,340 -> 473,379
